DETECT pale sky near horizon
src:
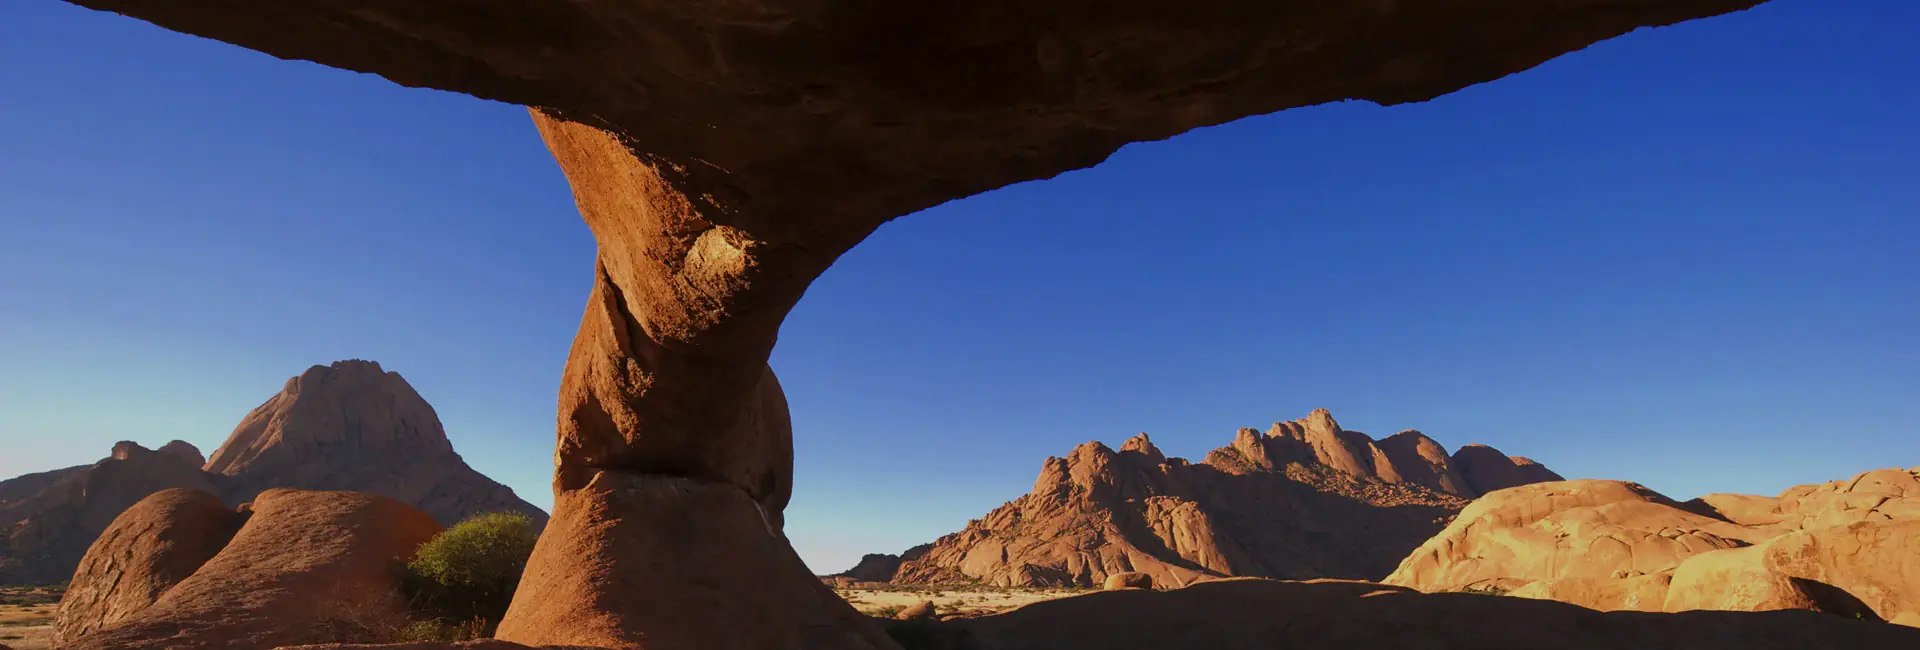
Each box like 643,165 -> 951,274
2,0 -> 1915,573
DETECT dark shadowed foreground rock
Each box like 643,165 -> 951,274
276,643 -> 601,650
60,489 -> 442,650
495,470 -> 896,650
54,488 -> 246,644
939,578 -> 1920,650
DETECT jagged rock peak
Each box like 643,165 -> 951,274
1305,408 -> 1342,436
1120,433 -> 1165,463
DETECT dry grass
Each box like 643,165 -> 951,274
834,586 -> 1084,618
0,585 -> 64,649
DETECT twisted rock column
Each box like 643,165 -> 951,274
494,111 -> 896,649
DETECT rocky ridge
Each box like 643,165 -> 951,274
879,410 -> 1558,587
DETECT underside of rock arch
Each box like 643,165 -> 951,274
56,1 -> 1768,647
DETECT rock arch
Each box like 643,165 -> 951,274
52,1 -> 1768,647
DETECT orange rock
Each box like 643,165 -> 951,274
1391,468 -> 1920,626
895,601 -> 938,621
61,489 -> 442,650
1103,572 -> 1155,591
1385,480 -> 1760,594
206,360 -> 546,528
494,470 -> 894,650
1450,444 -> 1566,496
1508,573 -> 1674,612
54,489 -> 245,644
1664,547 -> 1822,614
893,411 -> 1550,588
1758,520 -> 1920,624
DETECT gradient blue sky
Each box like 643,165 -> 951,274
2,0 -> 1914,573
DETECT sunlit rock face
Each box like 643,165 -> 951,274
205,359 -> 546,528
892,414 -> 1561,588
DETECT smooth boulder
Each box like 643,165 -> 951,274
54,488 -> 246,644
62,489 -> 442,650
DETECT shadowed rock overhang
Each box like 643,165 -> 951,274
63,0 -> 1764,236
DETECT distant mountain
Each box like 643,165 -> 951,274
0,441 -> 220,584
869,409 -> 1559,588
203,359 -> 545,526
0,360 -> 544,585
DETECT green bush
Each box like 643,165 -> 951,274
403,511 -> 540,633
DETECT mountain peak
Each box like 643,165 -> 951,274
203,360 -> 542,527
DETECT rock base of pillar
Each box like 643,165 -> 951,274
495,470 -> 899,650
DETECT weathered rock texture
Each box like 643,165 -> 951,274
206,360 -> 546,527
0,441 -> 217,584
936,578 -> 1920,650
54,488 -> 247,645
52,0 -> 1768,645
1385,467 -> 1920,625
888,413 -> 1559,587
59,489 -> 442,650
0,360 -> 540,586
495,471 -> 894,650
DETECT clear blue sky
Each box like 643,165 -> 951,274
1,0 -> 1914,573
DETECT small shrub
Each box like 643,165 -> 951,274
1458,583 -> 1511,597
871,604 -> 904,619
403,512 -> 540,634
397,617 -> 492,642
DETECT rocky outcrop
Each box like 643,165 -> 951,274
891,414 -> 1557,587
0,441 -> 218,584
1385,468 -> 1920,625
1229,410 -> 1504,497
833,546 -> 930,584
50,0 -> 1768,646
206,360 -> 546,528
941,578 -> 1920,650
54,488 -> 246,644
1450,443 -> 1567,495
60,489 -> 442,650
494,471 -> 894,650
1387,480 -> 1762,596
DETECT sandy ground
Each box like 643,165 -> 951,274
0,586 -> 61,650
0,604 -> 55,650
835,586 -> 1086,618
